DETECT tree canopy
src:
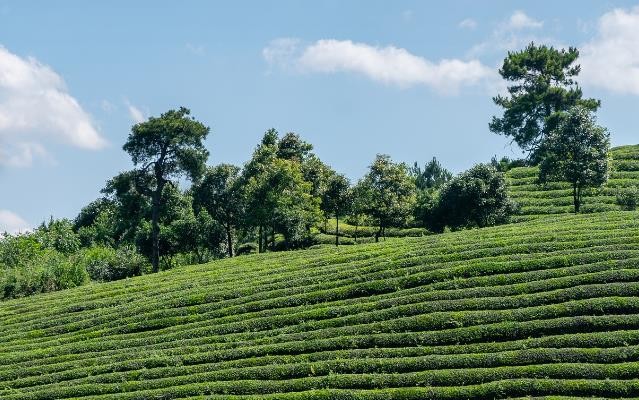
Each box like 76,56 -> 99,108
490,43 -> 600,159
538,106 -> 610,213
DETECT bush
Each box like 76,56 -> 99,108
236,242 -> 258,256
430,164 -> 516,232
75,245 -> 149,282
616,186 -> 639,210
0,248 -> 88,299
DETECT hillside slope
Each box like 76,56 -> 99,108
507,145 -> 639,222
1,212 -> 639,399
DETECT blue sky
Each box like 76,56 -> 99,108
2,0 -> 639,232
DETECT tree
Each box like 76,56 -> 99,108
321,173 -> 352,246
277,132 -> 313,162
411,157 -> 452,191
122,107 -> 209,272
538,106 -> 610,213
490,43 -> 600,159
192,164 -> 243,257
359,155 -> 416,242
244,158 -> 320,251
432,164 -> 515,232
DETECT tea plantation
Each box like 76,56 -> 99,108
1,211 -> 639,398
507,145 -> 639,222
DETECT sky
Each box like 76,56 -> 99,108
2,0 -> 639,233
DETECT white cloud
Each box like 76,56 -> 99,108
459,18 -> 478,30
469,11 -> 557,56
125,100 -> 146,123
0,210 -> 30,234
0,46 -> 106,167
580,6 -> 639,95
506,10 -> 543,30
264,39 -> 497,94
262,38 -> 301,71
0,141 -> 53,167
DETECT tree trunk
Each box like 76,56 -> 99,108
335,214 -> 339,247
258,225 -> 263,253
375,223 -> 382,243
271,223 -> 276,251
573,184 -> 580,213
226,224 -> 233,258
150,185 -> 163,273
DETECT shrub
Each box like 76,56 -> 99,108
76,245 -> 149,282
236,242 -> 258,256
616,186 -> 639,210
430,164 -> 516,232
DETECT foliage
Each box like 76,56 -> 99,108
490,155 -> 528,172
410,157 -> 452,191
2,212 -> 639,397
616,186 -> 639,211
75,245 -> 150,282
192,164 -> 243,257
431,164 -> 515,231
0,231 -> 88,299
490,43 -> 600,158
123,107 -> 210,271
358,154 -> 416,241
320,173 -> 352,246
538,106 -> 610,213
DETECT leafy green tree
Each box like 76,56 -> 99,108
490,43 -> 600,159
538,106 -> 610,213
122,107 -> 209,272
433,164 -> 515,232
359,155 -> 416,242
347,181 -> 369,244
321,173 -> 352,246
277,132 -> 313,162
410,157 -> 452,191
192,164 -> 243,257
245,158 -> 320,250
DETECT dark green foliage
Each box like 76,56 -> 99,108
431,164 -> 515,232
538,106 -> 610,213
75,245 -> 149,282
410,157 -> 452,191
123,107 -> 210,272
490,43 -> 600,158
321,173 -> 352,246
192,164 -> 243,257
0,228 -> 89,299
490,156 -> 528,173
616,186 -> 639,211
358,155 -> 416,241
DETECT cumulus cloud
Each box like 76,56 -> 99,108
0,210 -> 30,234
264,38 -> 497,94
506,10 -> 543,30
0,46 -> 106,167
469,11 -> 555,56
580,6 -> 639,95
459,18 -> 478,30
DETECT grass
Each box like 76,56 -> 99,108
506,145 -> 639,222
1,211 -> 639,398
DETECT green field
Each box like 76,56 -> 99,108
1,211 -> 639,398
507,145 -> 639,222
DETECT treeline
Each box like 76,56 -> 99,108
0,42 -> 614,299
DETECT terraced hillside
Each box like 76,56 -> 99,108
2,212 -> 639,399
507,145 -> 639,222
